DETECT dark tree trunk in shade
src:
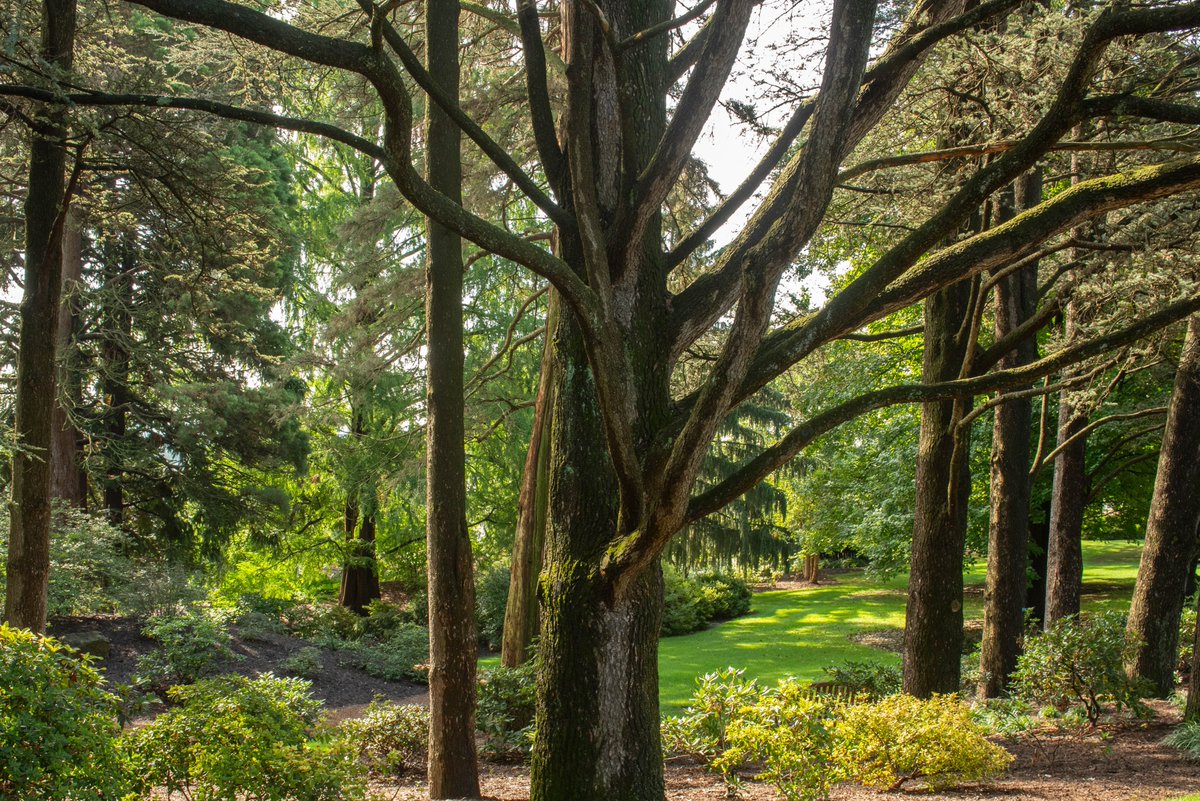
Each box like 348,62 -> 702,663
423,0 -> 480,796
501,302 -> 555,667
1045,400 -> 1088,627
1184,544 -> 1200,600
50,212 -> 86,507
979,172 -> 1041,698
1126,315 -> 1200,696
5,0 -> 77,633
903,279 -> 974,698
339,501 -> 381,615
1027,500 -> 1051,627
100,238 -> 134,528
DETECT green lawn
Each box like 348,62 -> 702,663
658,539 -> 1144,711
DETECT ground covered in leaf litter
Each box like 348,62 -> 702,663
375,702 -> 1197,801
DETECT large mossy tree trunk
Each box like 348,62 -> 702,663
1126,315 -> 1200,696
424,0 -> 479,795
903,279 -> 974,698
530,310 -> 665,801
5,0 -> 76,633
501,304 -> 555,667
980,173 -> 1041,698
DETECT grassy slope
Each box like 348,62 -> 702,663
658,539 -> 1144,711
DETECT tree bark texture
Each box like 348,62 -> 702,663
1126,315 -> 1200,696
903,279 -> 974,698
424,0 -> 480,796
5,0 -> 76,632
980,172 -> 1041,698
501,303 -> 555,667
1045,394 -> 1088,626
1187,590 -> 1200,722
50,212 -> 86,507
530,310 -> 665,801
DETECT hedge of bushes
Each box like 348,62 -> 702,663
662,570 -> 753,636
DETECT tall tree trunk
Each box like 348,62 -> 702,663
50,212 -> 85,507
5,0 -> 76,632
338,400 -> 381,614
980,172 -> 1041,698
424,0 -> 479,795
530,311 -> 664,801
501,303 -> 555,667
903,279 -> 974,698
1126,315 -> 1200,696
1044,392 -> 1087,626
1026,499 -> 1051,626
101,238 -> 134,528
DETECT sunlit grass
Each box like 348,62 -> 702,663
658,539 -> 1142,711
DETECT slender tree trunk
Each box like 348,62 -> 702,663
530,311 -> 664,801
1126,315 -> 1200,696
1045,395 -> 1087,626
5,0 -> 76,632
101,238 -> 134,528
1027,499 -> 1051,626
50,212 -> 85,507
501,302 -> 555,667
339,400 -> 382,614
980,172 -> 1041,698
903,279 -> 974,698
424,0 -> 479,795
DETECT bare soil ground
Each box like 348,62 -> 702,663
371,703 -> 1198,801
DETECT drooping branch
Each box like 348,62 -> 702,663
686,290 -> 1200,524
620,0 -> 719,51
1033,406 -> 1169,475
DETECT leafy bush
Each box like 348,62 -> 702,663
1011,612 -> 1147,724
1164,719 -> 1200,761
477,662 -> 537,760
821,659 -> 901,698
476,565 -> 511,651
695,573 -> 752,621
0,625 -> 131,800
233,593 -> 292,641
123,673 -> 365,801
661,668 -> 763,761
135,608 -> 235,690
347,624 -> 429,683
282,646 -> 323,679
661,570 -> 707,636
342,698 -> 428,776
713,679 -> 839,801
288,603 -> 363,647
833,694 -> 1012,791
359,599 -> 411,641
1179,598 -> 1197,675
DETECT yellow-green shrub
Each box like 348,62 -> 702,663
834,694 -> 1012,791
713,679 -> 839,801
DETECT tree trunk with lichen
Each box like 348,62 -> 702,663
903,280 -> 974,698
1126,315 -> 1200,697
5,0 -> 76,633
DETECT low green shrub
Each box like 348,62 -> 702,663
123,673 -> 365,801
476,565 -> 511,651
1164,719 -> 1200,761
288,603 -> 363,647
359,599 -> 411,641
282,646 -> 323,679
713,679 -> 839,801
1179,598 -> 1197,675
342,698 -> 428,776
135,608 -> 235,690
661,570 -> 707,636
695,573 -> 752,621
1011,611 -> 1147,724
833,693 -> 1012,791
347,624 -> 429,683
821,659 -> 901,698
0,625 -> 130,800
661,667 -> 763,762
477,662 -> 537,760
